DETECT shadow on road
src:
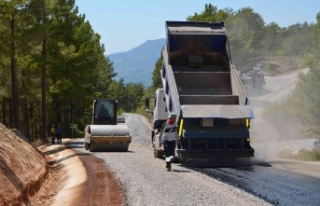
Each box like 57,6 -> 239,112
65,141 -> 84,149
170,169 -> 190,173
43,146 -> 67,155
48,153 -> 93,165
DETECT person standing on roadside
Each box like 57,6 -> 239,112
51,124 -> 56,144
161,113 -> 178,171
56,123 -> 63,144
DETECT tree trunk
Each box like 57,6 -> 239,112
64,106 -> 69,137
41,4 -> 48,139
11,14 -> 20,130
23,99 -> 30,140
69,100 -> 73,137
2,97 -> 6,125
41,37 -> 47,139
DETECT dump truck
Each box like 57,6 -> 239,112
84,99 -> 131,152
145,21 -> 254,164
240,63 -> 266,91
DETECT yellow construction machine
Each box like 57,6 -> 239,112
84,99 -> 131,152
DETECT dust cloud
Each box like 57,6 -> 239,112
250,106 -> 303,161
247,69 -> 314,161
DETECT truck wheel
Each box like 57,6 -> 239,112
153,147 -> 159,158
153,147 -> 164,158
85,142 -> 89,150
152,134 -> 164,158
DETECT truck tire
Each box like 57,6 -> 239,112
154,149 -> 163,158
153,147 -> 164,158
85,142 -> 89,150
152,133 -> 164,158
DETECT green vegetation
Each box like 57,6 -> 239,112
0,0 -> 144,139
279,149 -> 320,161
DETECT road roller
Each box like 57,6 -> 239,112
84,99 -> 131,152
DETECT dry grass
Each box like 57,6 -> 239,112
279,148 -> 320,161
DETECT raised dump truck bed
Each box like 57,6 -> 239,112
147,21 -> 254,164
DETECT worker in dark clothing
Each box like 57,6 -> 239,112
161,113 -> 178,171
51,124 -> 56,144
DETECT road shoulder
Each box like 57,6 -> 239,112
36,139 -> 125,206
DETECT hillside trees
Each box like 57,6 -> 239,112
225,7 -> 266,67
139,57 -> 161,115
102,77 -> 143,115
47,4 -> 111,135
0,0 -> 118,139
26,0 -> 57,139
278,23 -> 314,57
263,13 -> 320,140
187,3 -> 229,22
146,57 -> 162,99
263,22 -> 281,56
151,57 -> 162,90
285,12 -> 320,139
0,0 -> 28,131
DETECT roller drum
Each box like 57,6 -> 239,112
89,124 -> 130,136
85,124 -> 131,152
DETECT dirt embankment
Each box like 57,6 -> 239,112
0,123 -> 125,206
0,123 -> 47,205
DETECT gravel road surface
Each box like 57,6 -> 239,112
73,114 -> 271,206
70,112 -> 320,206
69,69 -> 320,206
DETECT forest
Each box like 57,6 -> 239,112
1,2 -> 320,140
0,0 -> 144,139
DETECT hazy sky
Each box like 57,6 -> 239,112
75,0 -> 319,54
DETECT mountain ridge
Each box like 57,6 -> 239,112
106,38 -> 165,87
